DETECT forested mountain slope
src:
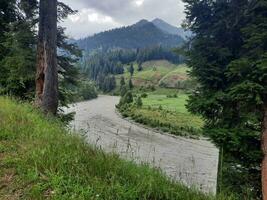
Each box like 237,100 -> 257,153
75,19 -> 184,52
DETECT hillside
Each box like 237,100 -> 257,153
0,97 -> 232,200
75,19 -> 184,52
121,60 -> 191,89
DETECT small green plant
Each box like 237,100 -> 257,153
135,96 -> 143,108
141,93 -> 148,98
120,85 -> 127,97
119,91 -> 133,107
129,79 -> 134,90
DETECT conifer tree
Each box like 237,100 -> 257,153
183,0 -> 266,197
35,0 -> 58,114
129,79 -> 133,90
129,63 -> 134,77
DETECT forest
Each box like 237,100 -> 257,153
0,0 -> 267,200
80,46 -> 184,91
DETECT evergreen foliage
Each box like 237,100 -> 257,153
183,0 -> 267,198
135,96 -> 143,108
119,91 -> 134,106
0,1 -> 85,107
129,79 -> 134,90
0,0 -> 37,98
137,63 -> 143,71
98,75 -> 116,92
129,64 -> 134,77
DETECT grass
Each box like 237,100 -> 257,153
120,60 -> 189,88
118,91 -> 203,137
159,64 -> 189,88
0,97 -> 236,199
142,94 -> 190,113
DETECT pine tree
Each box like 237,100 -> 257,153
129,79 -> 133,90
35,0 -> 58,114
120,76 -> 125,87
136,96 -> 142,108
120,85 -> 127,97
137,63 -> 143,71
183,0 -> 265,197
129,63 -> 134,76
0,1 -> 82,112
0,0 -> 36,98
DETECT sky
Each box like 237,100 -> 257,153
60,0 -> 185,39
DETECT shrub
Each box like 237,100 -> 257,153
141,93 -> 148,98
135,96 -> 143,108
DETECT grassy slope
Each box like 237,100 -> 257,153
0,97 -> 235,200
120,60 -> 188,87
159,64 -> 189,88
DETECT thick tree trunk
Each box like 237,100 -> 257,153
35,0 -> 58,115
262,103 -> 267,200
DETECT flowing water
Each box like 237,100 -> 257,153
66,95 -> 219,194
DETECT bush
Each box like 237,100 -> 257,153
166,94 -> 178,98
135,96 -> 143,108
78,81 -> 98,101
141,93 -> 148,98
118,91 -> 133,107
120,85 -> 128,97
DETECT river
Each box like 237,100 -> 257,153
66,95 -> 219,194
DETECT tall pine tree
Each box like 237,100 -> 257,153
35,0 -> 58,114
183,0 -> 266,198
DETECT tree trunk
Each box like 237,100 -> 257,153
262,103 -> 267,199
35,0 -> 58,115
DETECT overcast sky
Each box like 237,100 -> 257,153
60,0 -> 185,39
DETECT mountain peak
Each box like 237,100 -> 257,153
133,19 -> 149,27
151,18 -> 192,39
152,18 -> 166,23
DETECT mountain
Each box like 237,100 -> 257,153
152,18 -> 192,40
75,19 -> 184,53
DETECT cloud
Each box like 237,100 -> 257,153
60,0 -> 185,39
134,0 -> 145,7
68,8 -> 119,25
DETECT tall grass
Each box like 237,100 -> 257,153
0,97 -> 236,199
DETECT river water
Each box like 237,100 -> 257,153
66,95 -> 219,194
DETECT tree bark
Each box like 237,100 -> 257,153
262,103 -> 267,200
35,0 -> 58,115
